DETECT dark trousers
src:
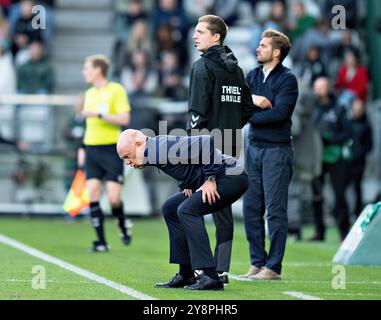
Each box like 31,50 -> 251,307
211,144 -> 240,273
161,173 -> 249,271
243,144 -> 293,274
212,206 -> 233,273
311,161 -> 350,240
348,159 -> 366,216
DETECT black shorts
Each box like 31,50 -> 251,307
85,144 -> 124,183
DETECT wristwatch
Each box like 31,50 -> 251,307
206,176 -> 216,183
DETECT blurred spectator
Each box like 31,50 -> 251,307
11,0 -> 43,57
0,39 -> 16,94
151,0 -> 189,66
113,19 -> 152,79
0,0 -> 11,16
332,31 -> 359,60
250,1 -> 287,54
113,0 -> 149,65
296,46 -> 327,88
154,22 -> 188,70
0,9 -> 10,42
63,95 -> 85,190
126,19 -> 152,52
330,30 -> 360,77
210,0 -> 240,26
157,50 -> 187,100
292,91 -> 322,182
335,48 -> 368,109
265,0 -> 287,32
183,0 -> 213,26
16,40 -> 53,93
120,49 -> 157,94
0,38 -> 16,148
114,0 -> 149,41
8,0 -> 55,47
34,0 -> 55,47
287,0 -> 316,42
290,19 -> 331,71
310,77 -> 352,242
347,99 -> 372,216
289,91 -> 323,240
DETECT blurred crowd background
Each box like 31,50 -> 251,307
0,0 -> 380,240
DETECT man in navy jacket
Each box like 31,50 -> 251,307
117,129 -> 249,290
241,29 -> 298,280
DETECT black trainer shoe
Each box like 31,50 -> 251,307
91,241 -> 109,252
120,219 -> 133,246
218,272 -> 229,285
184,274 -> 224,291
121,235 -> 132,246
154,273 -> 197,289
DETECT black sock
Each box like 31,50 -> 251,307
202,268 -> 219,281
90,202 -> 106,244
179,264 -> 194,278
112,204 -> 128,237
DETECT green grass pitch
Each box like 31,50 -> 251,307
0,217 -> 380,300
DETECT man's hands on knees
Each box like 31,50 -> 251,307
183,189 -> 193,197
196,181 -> 221,205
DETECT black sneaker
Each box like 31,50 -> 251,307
120,219 -> 133,246
154,273 -> 197,289
218,272 -> 229,285
121,235 -> 132,246
184,274 -> 224,291
91,241 -> 109,252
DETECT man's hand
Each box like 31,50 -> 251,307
252,95 -> 272,109
196,181 -> 220,205
81,110 -> 98,118
183,189 -> 193,197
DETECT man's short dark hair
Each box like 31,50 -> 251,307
85,54 -> 110,77
262,29 -> 291,62
198,15 -> 228,44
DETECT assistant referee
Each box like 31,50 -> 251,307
81,54 -> 132,252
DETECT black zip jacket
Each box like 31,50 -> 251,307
186,45 -> 254,155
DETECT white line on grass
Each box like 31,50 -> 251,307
300,292 -> 381,297
0,234 -> 156,300
228,274 -> 381,285
283,291 -> 323,300
228,275 -> 323,300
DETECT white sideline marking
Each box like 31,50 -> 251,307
283,291 -> 322,300
229,274 -> 381,285
228,275 -> 323,300
229,274 -> 251,282
0,234 -> 156,300
310,292 -> 381,297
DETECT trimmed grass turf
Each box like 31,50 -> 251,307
0,217 -> 380,300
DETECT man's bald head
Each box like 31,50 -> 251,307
117,129 -> 147,168
117,129 -> 138,155
313,77 -> 330,98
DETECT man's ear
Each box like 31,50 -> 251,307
214,33 -> 221,44
273,48 -> 281,61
